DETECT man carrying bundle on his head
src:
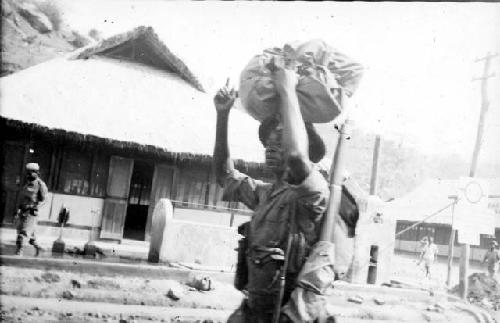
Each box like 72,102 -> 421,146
214,61 -> 330,322
215,40 -> 363,322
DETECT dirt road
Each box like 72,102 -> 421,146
0,265 -> 241,322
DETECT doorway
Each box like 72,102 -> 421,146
0,141 -> 25,225
123,160 -> 153,241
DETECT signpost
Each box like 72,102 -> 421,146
455,178 -> 492,246
457,52 -> 497,299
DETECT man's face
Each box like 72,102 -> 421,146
264,128 -> 284,171
26,170 -> 38,180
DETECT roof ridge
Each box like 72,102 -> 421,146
71,26 -> 205,92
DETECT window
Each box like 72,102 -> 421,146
57,148 -> 109,197
433,226 -> 451,245
396,222 -> 417,241
90,154 -> 109,197
172,167 -> 250,214
174,168 -> 210,208
58,149 -> 92,195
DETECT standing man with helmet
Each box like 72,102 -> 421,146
15,162 -> 48,256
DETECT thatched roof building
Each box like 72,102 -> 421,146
0,26 -> 263,166
0,26 -> 266,241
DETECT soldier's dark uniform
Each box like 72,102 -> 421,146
16,163 -> 48,256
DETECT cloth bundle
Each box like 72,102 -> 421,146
239,39 -> 363,123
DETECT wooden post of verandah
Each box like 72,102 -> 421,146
457,52 -> 497,299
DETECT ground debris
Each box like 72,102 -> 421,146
87,278 -> 120,289
426,303 -> 445,313
40,272 -> 60,283
70,279 -> 81,288
347,295 -> 364,304
61,290 -> 74,300
186,275 -> 213,291
452,272 -> 500,312
166,287 -> 182,301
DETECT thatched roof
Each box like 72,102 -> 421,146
73,26 -> 204,92
385,178 -> 500,226
0,26 -> 264,164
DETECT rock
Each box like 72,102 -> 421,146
87,278 -> 120,289
347,295 -> 364,304
187,275 -> 213,291
17,3 -> 53,33
71,279 -> 81,288
41,272 -> 60,283
1,0 -> 14,17
434,303 -> 445,312
167,288 -> 181,301
62,290 -> 74,300
426,304 -> 445,313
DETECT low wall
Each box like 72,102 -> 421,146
161,220 -> 239,267
150,199 -> 240,268
351,196 -> 396,285
35,192 -> 104,240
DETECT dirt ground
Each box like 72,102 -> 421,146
0,253 -> 497,322
391,252 -> 486,291
0,266 -> 241,322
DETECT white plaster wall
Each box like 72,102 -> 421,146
37,192 -> 104,227
149,198 -> 240,267
351,196 -> 396,285
162,220 -> 239,267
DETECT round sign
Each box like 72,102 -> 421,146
463,181 -> 484,204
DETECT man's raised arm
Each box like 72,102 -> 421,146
213,83 -> 237,187
273,61 -> 312,184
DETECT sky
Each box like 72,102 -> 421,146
56,1 -> 500,165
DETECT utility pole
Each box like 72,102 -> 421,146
459,52 -> 497,299
370,135 -> 381,195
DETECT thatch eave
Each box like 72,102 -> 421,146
1,117 -> 265,170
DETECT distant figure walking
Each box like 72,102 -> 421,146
483,240 -> 500,278
418,236 -> 438,279
15,163 -> 48,256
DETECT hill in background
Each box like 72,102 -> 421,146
1,0 -> 100,76
316,124 -> 500,201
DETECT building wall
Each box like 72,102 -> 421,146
34,192 -> 104,240
2,128 -> 262,242
394,220 -> 499,262
351,196 -> 396,285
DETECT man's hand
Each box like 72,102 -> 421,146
214,79 -> 236,113
270,56 -> 299,95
